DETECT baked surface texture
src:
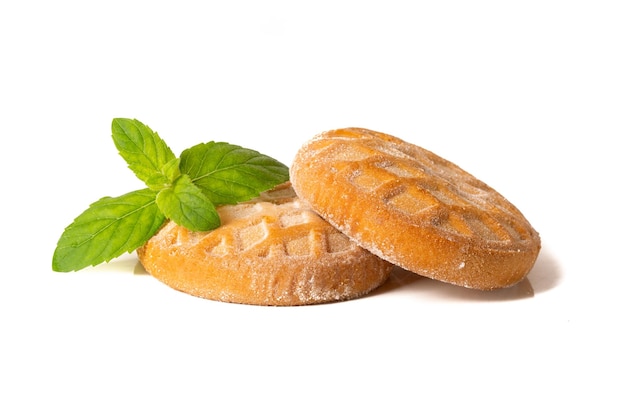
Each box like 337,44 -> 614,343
290,128 -> 541,290
137,183 -> 393,305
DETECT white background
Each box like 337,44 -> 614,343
1,1 -> 624,416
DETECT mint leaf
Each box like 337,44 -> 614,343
180,142 -> 289,205
156,174 -> 220,231
111,118 -> 177,188
161,157 -> 182,183
52,189 -> 165,272
145,157 -> 181,190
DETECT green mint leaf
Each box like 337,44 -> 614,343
145,157 -> 181,190
111,118 -> 177,188
161,157 -> 182,183
180,142 -> 289,205
156,174 -> 220,231
52,189 -> 166,272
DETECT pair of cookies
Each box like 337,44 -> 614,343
138,128 -> 541,305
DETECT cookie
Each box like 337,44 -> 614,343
137,182 -> 393,305
290,128 -> 541,290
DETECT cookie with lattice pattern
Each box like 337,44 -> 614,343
290,128 -> 541,290
137,182 -> 393,305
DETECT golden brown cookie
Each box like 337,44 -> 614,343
290,128 -> 541,290
137,182 -> 393,305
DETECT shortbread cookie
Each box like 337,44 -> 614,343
290,128 -> 541,290
137,182 -> 393,305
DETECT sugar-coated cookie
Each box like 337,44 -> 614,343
290,128 -> 541,290
137,182 -> 393,305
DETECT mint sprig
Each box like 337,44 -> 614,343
52,118 -> 289,272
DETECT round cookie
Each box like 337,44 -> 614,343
137,182 -> 393,305
290,128 -> 541,290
